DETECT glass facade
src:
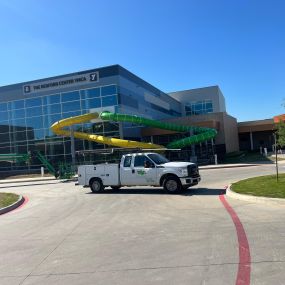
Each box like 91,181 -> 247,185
0,84 -> 119,171
185,100 -> 213,116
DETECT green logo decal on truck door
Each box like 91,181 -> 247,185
137,170 -> 145,176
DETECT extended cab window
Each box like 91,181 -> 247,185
134,155 -> 152,167
123,156 -> 132,167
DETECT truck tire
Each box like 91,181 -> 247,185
111,186 -> 121,190
163,176 -> 182,193
90,178 -> 104,193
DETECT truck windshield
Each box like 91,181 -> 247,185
147,153 -> 169,165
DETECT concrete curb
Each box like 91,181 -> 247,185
0,195 -> 25,215
226,185 -> 285,206
0,177 -> 56,184
200,164 -> 260,170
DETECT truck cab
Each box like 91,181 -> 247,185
78,152 -> 201,193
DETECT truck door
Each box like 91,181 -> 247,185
132,155 -> 157,186
120,155 -> 135,186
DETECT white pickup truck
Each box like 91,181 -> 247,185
78,152 -> 201,193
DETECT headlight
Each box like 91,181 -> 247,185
179,168 -> 188,176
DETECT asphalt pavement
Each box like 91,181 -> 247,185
0,163 -> 284,285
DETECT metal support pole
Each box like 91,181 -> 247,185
190,129 -> 197,163
274,132 -> 279,182
250,131 -> 254,151
70,127 -> 76,170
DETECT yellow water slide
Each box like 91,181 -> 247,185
51,111 -> 217,149
50,113 -> 163,149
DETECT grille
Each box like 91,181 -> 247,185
187,165 -> 199,177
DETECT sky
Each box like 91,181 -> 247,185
0,0 -> 284,122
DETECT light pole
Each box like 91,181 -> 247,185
274,132 -> 279,182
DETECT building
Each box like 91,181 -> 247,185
0,65 -> 182,173
0,64 -> 272,173
238,119 -> 277,152
141,86 -> 239,162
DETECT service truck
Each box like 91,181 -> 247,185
78,152 -> 201,193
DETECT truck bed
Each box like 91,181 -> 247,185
78,163 -> 120,186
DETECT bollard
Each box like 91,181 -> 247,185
264,147 -> 268,156
214,154 -> 218,165
41,167 -> 44,177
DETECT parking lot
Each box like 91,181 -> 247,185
0,164 -> 284,285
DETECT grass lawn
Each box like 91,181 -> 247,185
0,193 -> 19,208
231,173 -> 285,198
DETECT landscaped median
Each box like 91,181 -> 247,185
0,193 -> 25,215
227,173 -> 285,205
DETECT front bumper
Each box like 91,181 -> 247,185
179,176 -> 201,185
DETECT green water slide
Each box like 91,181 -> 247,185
0,153 -> 30,163
34,151 -> 56,176
100,111 -> 217,149
0,152 -> 57,177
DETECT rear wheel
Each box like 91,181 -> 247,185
163,176 -> 182,193
90,179 -> 104,193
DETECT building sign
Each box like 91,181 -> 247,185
23,71 -> 99,94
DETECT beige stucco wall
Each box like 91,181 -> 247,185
223,114 -> 239,153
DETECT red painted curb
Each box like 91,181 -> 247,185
219,194 -> 251,285
15,196 -> 29,211
1,196 -> 29,215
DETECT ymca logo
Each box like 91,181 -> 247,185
24,85 -> 31,93
90,72 -> 99,82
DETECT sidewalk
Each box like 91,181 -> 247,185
199,163 -> 260,170
200,159 -> 285,170
0,176 -> 56,184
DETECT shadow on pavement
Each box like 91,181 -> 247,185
85,187 -> 225,196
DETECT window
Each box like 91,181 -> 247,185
14,131 -> 27,142
86,88 -> 100,98
148,153 -> 169,165
62,101 -> 80,113
12,100 -> 24,109
123,156 -> 132,167
101,85 -> 117,96
26,116 -> 43,129
11,118 -> 26,127
61,91 -> 80,102
185,100 -> 213,116
0,103 -> 7,112
43,104 -> 61,115
34,129 -> 45,140
43,94 -> 60,105
102,95 -> 117,107
86,98 -> 101,109
134,155 -> 148,167
0,111 -> 8,121
12,109 -> 25,119
62,111 -> 81,119
26,106 -> 42,117
43,114 -> 62,128
25,97 -> 42,108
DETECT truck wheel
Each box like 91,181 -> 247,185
163,176 -> 182,193
90,179 -> 104,193
111,186 -> 121,190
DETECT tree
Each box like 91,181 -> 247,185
276,101 -> 285,147
277,121 -> 285,147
